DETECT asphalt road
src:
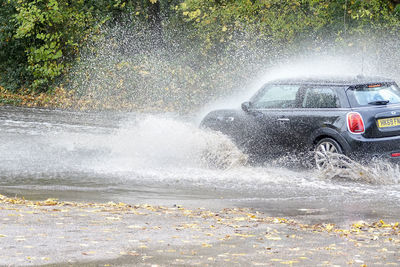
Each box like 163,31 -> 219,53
1,195 -> 399,266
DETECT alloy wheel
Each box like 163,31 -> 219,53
314,140 -> 340,170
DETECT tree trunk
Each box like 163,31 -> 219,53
148,0 -> 164,48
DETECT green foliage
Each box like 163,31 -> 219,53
1,0 -> 400,99
177,0 -> 400,54
0,0 -> 31,91
0,0 -> 180,92
0,0 -> 137,92
11,0 -> 100,91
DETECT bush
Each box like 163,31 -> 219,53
1,0 -> 400,103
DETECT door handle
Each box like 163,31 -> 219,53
277,118 -> 290,122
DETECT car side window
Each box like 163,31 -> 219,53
251,84 -> 300,109
302,87 -> 340,108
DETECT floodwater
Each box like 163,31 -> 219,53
1,106 -> 400,225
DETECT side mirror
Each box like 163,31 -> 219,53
241,101 -> 251,112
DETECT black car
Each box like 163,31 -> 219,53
200,76 -> 400,169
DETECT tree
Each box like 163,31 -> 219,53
177,0 -> 400,53
0,0 -> 31,91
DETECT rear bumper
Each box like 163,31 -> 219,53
342,132 -> 400,160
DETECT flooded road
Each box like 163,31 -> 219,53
1,106 -> 400,226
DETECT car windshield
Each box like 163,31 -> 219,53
347,83 -> 400,107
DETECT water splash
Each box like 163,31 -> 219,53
318,153 -> 400,185
101,115 -> 248,171
105,117 -> 400,186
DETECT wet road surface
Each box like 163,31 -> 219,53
1,105 -> 400,226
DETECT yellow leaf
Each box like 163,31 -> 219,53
324,224 -> 335,231
44,198 -> 58,205
231,253 -> 246,256
380,220 -> 391,227
265,235 -> 281,241
235,233 -> 255,238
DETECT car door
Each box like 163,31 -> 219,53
286,86 -> 346,151
247,83 -> 302,156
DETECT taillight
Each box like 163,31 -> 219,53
347,112 -> 365,134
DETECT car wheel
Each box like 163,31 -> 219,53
314,138 -> 343,170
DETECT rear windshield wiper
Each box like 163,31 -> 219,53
368,100 -> 389,105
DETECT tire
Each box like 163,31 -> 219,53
314,138 -> 343,170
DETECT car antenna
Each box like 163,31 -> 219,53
361,44 -> 366,75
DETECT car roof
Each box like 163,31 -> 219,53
267,75 -> 395,86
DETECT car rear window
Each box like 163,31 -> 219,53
251,84 -> 300,109
347,83 -> 400,107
